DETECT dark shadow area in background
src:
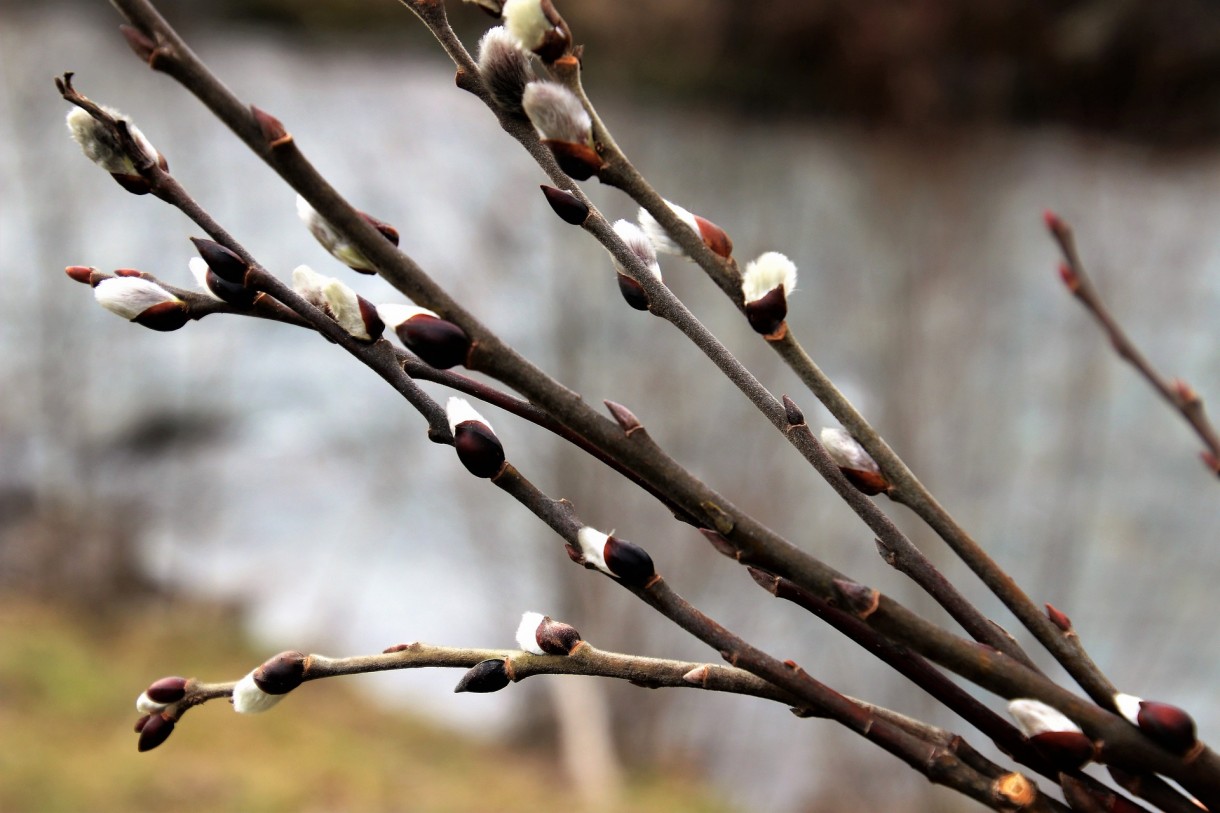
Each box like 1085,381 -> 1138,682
17,0 -> 1220,143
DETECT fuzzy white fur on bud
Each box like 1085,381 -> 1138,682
291,265 -> 378,340
502,0 -> 551,51
66,106 -> 158,175
611,220 -> 662,280
637,201 -> 700,256
1113,693 -> 1144,726
232,671 -> 286,714
94,277 -> 181,320
446,396 -> 493,436
376,303 -> 439,329
477,27 -> 535,115
296,195 -> 374,273
575,527 -> 614,576
741,251 -> 797,304
522,81 -> 590,145
188,257 -> 223,301
820,428 -> 881,475
135,692 -> 167,715
1007,699 -> 1082,737
515,611 -> 547,655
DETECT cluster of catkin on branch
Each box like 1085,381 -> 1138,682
57,1 -> 1220,810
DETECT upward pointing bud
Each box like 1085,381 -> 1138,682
574,527 -> 656,587
741,251 -> 797,338
446,397 -> 506,478
477,27 -> 536,118
94,277 -> 189,332
1114,693 -> 1198,756
378,304 -> 471,369
296,195 -> 398,276
502,0 -> 569,63
66,106 -> 165,194
610,220 -> 663,311
522,81 -> 601,181
291,265 -> 383,341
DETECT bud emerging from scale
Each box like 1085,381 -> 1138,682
477,27 -> 535,118
446,397 -> 506,478
575,527 -> 656,587
610,220 -> 663,311
292,265 -> 383,341
253,651 -> 308,695
820,427 -> 890,495
1114,693 -> 1198,755
190,238 -> 249,285
137,712 -> 175,752
189,257 -> 256,307
454,658 -> 511,693
296,195 -> 398,275
741,251 -> 797,338
539,185 -> 589,225
637,202 -> 733,259
66,106 -> 165,194
136,692 -> 166,716
94,277 -> 189,331
1007,698 -> 1095,771
377,304 -> 471,369
502,0 -> 569,63
522,81 -> 601,180
515,611 -> 582,655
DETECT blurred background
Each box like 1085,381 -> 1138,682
2,1 -> 1219,811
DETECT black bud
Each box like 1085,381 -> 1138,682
454,421 -> 505,478
454,659 -> 510,693
604,536 -> 655,587
191,238 -> 248,285
132,301 -> 189,332
540,185 -> 589,225
744,285 -> 788,336
397,315 -> 471,369
617,274 -> 650,311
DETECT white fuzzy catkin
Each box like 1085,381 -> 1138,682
741,251 -> 797,304
66,106 -> 157,175
445,396 -> 493,436
610,220 -> 662,280
93,277 -> 180,320
1007,698 -> 1082,736
637,201 -> 700,256
575,527 -> 613,576
515,611 -> 547,654
521,81 -> 590,144
231,671 -> 286,714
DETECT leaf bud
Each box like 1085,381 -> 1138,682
136,712 -> 175,752
454,659 -> 511,693
1114,693 -> 1198,755
515,611 -> 582,655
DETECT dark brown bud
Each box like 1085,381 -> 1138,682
604,400 -> 642,436
360,212 -> 400,247
831,578 -> 880,619
251,105 -> 292,149
134,713 -> 151,733
357,296 -> 385,342
453,420 -> 506,478
617,273 -> 649,311
703,529 -> 740,559
744,285 -> 788,336
535,617 -> 582,655
65,265 -> 96,285
253,651 -> 307,695
111,172 -> 152,195
204,269 -> 258,308
693,214 -> 733,259
1028,731 -> 1095,772
190,238 -> 249,285
145,676 -> 188,705
539,185 -> 589,225
604,535 -> 655,587
454,659 -> 510,693
1045,603 -> 1073,633
1135,700 -> 1197,755
137,712 -> 175,752
397,315 -> 471,369
840,468 -> 890,496
747,566 -> 780,593
542,139 -> 602,181
532,0 -> 570,63
782,395 -> 804,427
133,300 -> 190,332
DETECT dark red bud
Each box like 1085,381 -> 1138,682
1059,262 -> 1080,293
454,420 -> 505,478
191,238 -> 249,285
137,712 -> 175,752
111,172 -> 152,195
253,651 -> 307,695
694,215 -> 733,259
1136,701 -> 1197,755
782,395 -> 804,427
604,535 -> 655,587
357,296 -> 385,341
542,140 -> 602,181
205,269 -> 257,308
535,617 -> 582,655
65,265 -> 95,284
1028,731 -> 1095,771
840,467 -> 890,496
251,105 -> 292,148
532,5 -> 570,63
617,273 -> 650,311
832,578 -> 880,619
360,212 -> 400,247
133,300 -> 189,332
744,285 -> 788,337
540,185 -> 589,225
1045,603 -> 1073,632
397,315 -> 471,369
145,676 -> 188,705
114,268 -> 143,278
134,714 -> 151,733
454,659 -> 510,693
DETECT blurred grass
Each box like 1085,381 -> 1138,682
0,599 -> 735,813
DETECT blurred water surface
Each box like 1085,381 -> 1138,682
3,5 -> 1219,812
